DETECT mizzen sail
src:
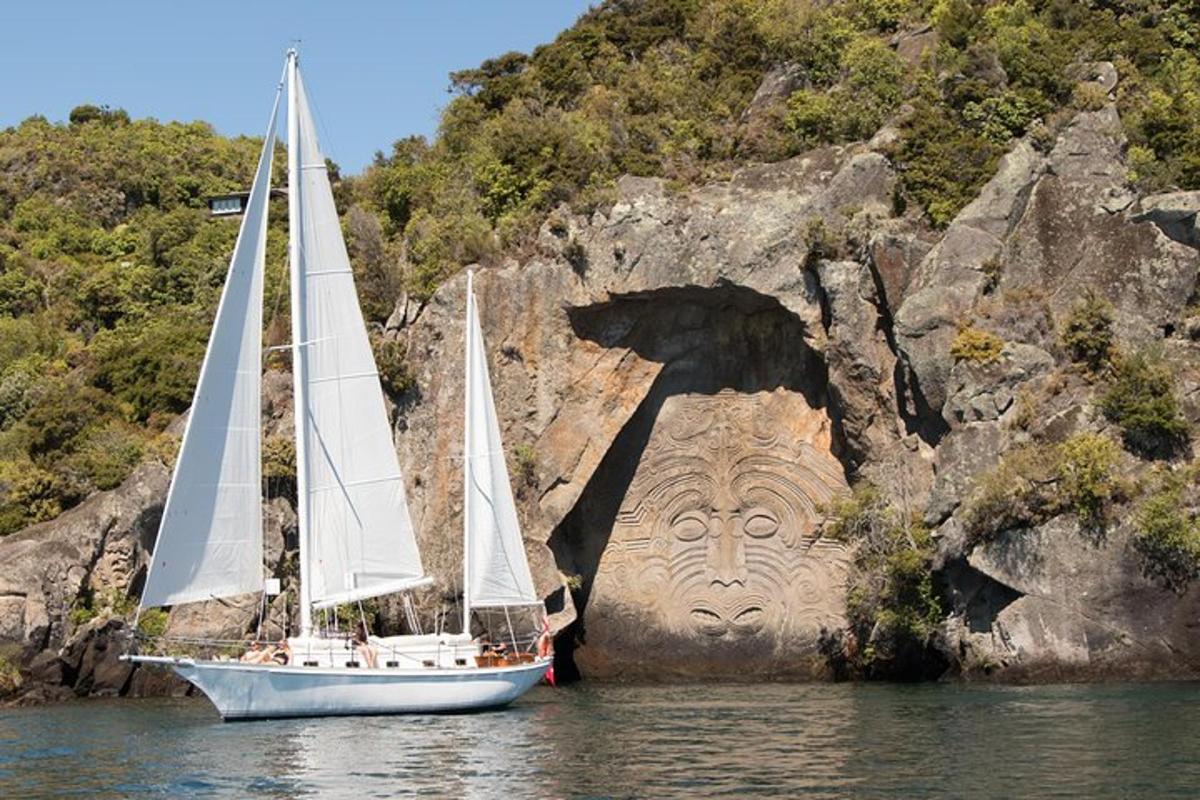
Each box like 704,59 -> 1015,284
288,59 -> 426,612
139,84 -> 280,609
463,271 -> 538,609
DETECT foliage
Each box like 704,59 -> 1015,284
262,434 -> 297,501
1133,465 -> 1200,593
371,335 -> 416,398
512,442 -> 538,488
69,587 -> 137,628
950,324 -> 1003,363
0,109 -> 293,534
964,434 -> 1123,543
1101,350 -> 1190,459
1057,432 -> 1122,530
137,608 -> 170,638
822,484 -> 942,677
963,444 -> 1061,543
894,99 -> 1005,227
0,655 -> 21,696
1060,290 -> 1115,373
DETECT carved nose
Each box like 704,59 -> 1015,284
708,515 -> 747,587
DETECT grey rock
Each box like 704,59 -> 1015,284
959,517 -> 1200,680
0,462 -> 168,665
892,25 -> 937,67
1071,61 -> 1119,93
896,140 -> 1045,414
926,422 -> 1008,526
1133,191 -> 1200,249
943,344 -> 1054,427
1002,107 -> 1198,346
740,62 -> 804,123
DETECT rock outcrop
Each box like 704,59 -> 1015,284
4,81 -> 1199,697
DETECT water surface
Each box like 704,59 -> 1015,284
1,682 -> 1197,798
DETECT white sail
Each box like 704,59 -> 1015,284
139,86 -> 280,609
288,60 -> 426,611
463,271 -> 539,609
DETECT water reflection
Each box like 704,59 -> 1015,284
2,683 -> 1199,798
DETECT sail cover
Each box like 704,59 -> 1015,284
463,272 -> 539,607
290,65 -> 426,609
140,88 -> 279,608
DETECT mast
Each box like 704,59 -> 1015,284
287,48 -> 313,637
462,269 -> 474,636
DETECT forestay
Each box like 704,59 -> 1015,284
463,271 -> 539,608
139,85 -> 280,609
289,65 -> 426,609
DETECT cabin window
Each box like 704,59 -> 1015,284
386,660 -> 399,668
346,661 -> 359,668
455,658 -> 467,667
303,661 -> 318,667
422,659 -> 435,668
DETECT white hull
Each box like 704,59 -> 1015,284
128,656 -> 550,720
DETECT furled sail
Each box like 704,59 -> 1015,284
288,60 -> 426,611
463,271 -> 539,608
139,86 -> 280,609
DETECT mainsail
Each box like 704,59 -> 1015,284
139,84 -> 280,609
463,271 -> 539,611
286,55 -> 426,618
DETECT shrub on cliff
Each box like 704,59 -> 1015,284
136,608 -> 169,638
1058,432 -> 1123,532
963,444 -> 1060,542
950,324 -> 1004,364
964,433 -> 1123,543
1061,291 -> 1115,374
823,484 -> 942,679
371,335 -> 416,399
0,656 -> 21,697
1101,350 -> 1190,459
1133,466 -> 1200,593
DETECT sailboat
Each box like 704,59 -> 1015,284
126,50 -> 550,720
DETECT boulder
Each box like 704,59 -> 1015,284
0,462 -> 168,664
955,517 -> 1200,680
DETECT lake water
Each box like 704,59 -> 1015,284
1,682 -> 1198,798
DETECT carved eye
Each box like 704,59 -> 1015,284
743,508 -> 780,538
670,511 -> 709,542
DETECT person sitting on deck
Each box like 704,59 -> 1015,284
353,621 -> 378,668
240,641 -> 276,665
271,639 -> 291,665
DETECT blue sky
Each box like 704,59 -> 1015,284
0,1 -> 595,174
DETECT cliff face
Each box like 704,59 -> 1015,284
393,73 -> 1199,681
3,67 -> 1199,699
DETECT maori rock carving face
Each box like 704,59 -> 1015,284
593,390 -> 851,647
